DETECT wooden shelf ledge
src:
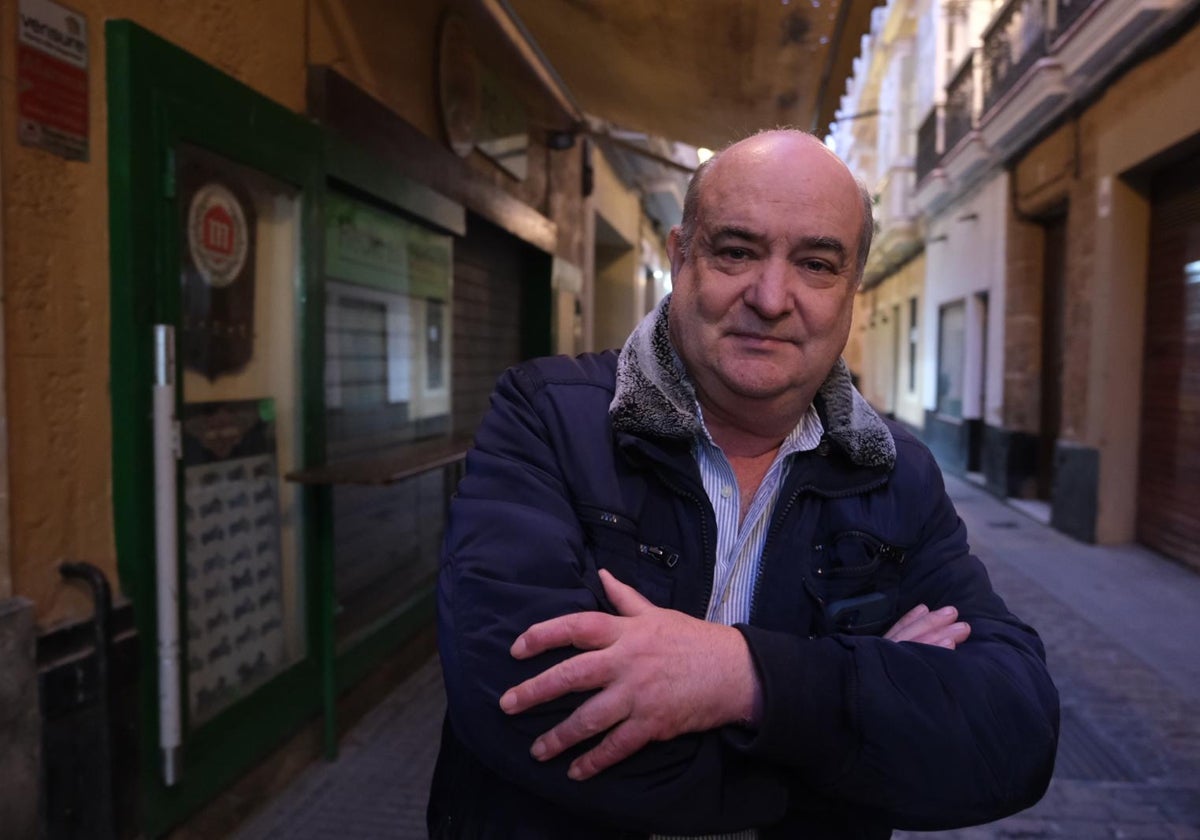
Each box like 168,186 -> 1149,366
286,435 -> 472,486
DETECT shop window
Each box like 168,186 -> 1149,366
175,144 -> 308,728
323,191 -> 453,460
937,300 -> 966,417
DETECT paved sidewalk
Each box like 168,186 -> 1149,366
233,474 -> 1200,839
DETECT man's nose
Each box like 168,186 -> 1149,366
743,257 -> 792,319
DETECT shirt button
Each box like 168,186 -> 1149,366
721,485 -> 733,499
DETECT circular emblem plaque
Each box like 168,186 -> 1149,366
188,183 -> 249,287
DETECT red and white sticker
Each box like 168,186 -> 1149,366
188,183 -> 248,287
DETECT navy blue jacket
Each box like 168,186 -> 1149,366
429,337 -> 1058,838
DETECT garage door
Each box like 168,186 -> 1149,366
1138,156 -> 1200,571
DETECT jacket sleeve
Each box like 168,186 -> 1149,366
437,365 -> 789,834
733,440 -> 1060,830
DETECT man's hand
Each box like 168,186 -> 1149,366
499,569 -> 762,781
884,604 -> 971,649
499,576 -> 970,782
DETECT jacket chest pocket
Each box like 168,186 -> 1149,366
809,530 -> 906,636
578,506 -> 676,608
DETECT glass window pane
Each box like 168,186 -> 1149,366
937,301 -> 966,417
176,144 -> 306,727
322,189 -> 455,643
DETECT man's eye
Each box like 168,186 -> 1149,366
800,259 -> 833,273
722,248 -> 752,260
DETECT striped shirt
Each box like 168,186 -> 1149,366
653,402 -> 825,840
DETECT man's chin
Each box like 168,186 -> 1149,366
720,375 -> 796,403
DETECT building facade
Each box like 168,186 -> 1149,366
837,0 -> 1200,571
833,0 -> 927,433
0,2 -> 673,836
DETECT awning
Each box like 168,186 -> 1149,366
500,0 -> 885,150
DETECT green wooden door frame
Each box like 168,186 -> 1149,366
107,21 -> 330,836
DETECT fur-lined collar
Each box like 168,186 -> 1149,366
609,294 -> 896,469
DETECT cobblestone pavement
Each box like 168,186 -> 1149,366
234,475 -> 1200,839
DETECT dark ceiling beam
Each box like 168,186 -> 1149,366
814,0 -> 887,136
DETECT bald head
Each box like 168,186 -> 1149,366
677,130 -> 874,281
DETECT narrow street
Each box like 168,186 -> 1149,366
233,474 -> 1200,839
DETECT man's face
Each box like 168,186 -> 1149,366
667,133 -> 865,424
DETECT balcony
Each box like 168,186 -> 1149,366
876,163 -> 917,235
864,162 -> 921,287
944,48 -> 981,156
977,0 -> 1175,157
916,104 -> 944,185
982,0 -> 1050,113
916,0 -> 1178,214
1053,0 -> 1103,36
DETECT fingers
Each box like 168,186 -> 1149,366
501,649 -> 610,714
527,689 -> 631,764
508,570 -> 642,659
598,568 -> 652,616
884,603 -> 931,640
511,611 -> 618,658
927,619 -> 971,648
884,604 -> 972,649
567,719 -> 651,781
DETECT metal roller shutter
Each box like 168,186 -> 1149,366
1137,157 -> 1200,571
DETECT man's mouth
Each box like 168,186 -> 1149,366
729,330 -> 793,345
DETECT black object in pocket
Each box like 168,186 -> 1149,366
811,531 -> 906,635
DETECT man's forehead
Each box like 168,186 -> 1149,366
692,145 -> 860,235
694,186 -> 855,240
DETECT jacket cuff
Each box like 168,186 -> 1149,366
725,624 -> 860,784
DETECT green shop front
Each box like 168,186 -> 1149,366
106,21 -> 552,836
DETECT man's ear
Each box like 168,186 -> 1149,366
667,226 -> 685,277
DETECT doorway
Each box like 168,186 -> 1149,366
1137,157 -> 1200,571
1038,214 -> 1067,501
107,22 -> 324,834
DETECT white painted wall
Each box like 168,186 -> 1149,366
914,0 -> 939,119
921,172 -> 1008,426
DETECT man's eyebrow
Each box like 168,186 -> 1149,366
706,225 -> 766,244
703,227 -> 851,263
798,235 -> 849,260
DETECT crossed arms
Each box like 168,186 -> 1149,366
437,367 -> 1059,833
501,570 -> 971,782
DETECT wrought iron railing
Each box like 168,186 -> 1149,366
1052,0 -> 1102,39
982,0 -> 1050,112
944,48 -> 980,154
916,104 -> 944,184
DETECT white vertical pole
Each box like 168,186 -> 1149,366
153,325 -> 183,786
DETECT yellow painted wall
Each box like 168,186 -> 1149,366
851,252 -> 926,429
2,0 -> 588,627
1,0 -> 307,627
1084,20 -> 1200,543
1008,19 -> 1200,543
590,147 -> 647,352
1009,120 -> 1090,441
306,0 -> 587,267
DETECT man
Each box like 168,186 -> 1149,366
428,130 -> 1058,838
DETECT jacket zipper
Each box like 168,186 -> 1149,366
638,543 -> 679,568
751,485 -> 805,623
649,467 -> 715,619
749,460 -> 891,623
